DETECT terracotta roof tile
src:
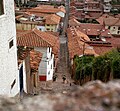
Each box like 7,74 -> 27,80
30,50 -> 42,72
100,29 -> 112,37
104,17 -> 120,26
67,27 -> 97,58
69,18 -> 81,26
106,37 -> 120,48
25,12 -> 50,18
93,46 -> 113,55
96,14 -> 120,26
86,29 -> 100,36
46,31 -> 59,37
45,14 -> 61,25
28,5 -> 65,14
76,24 -> 104,36
17,28 -> 59,56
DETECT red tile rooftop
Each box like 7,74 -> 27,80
106,37 -> 120,48
28,5 -> 65,14
30,50 -> 42,72
93,46 -> 113,55
67,27 -> 97,58
17,28 -> 59,56
69,18 -> 81,26
45,14 -> 61,25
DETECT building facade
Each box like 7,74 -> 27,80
0,0 -> 19,97
35,47 -> 54,81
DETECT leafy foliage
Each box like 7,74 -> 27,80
73,49 -> 120,85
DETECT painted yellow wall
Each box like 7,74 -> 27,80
16,23 -> 37,30
45,24 -> 57,32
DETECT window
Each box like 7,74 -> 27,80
11,79 -> 16,89
108,26 -> 110,29
47,24 -> 50,26
0,0 -> 4,15
117,31 -> 120,34
9,39 -> 14,49
118,27 -> 120,30
48,71 -> 50,75
46,28 -> 50,31
113,27 -> 115,30
49,47 -> 50,52
54,60 -> 55,67
51,64 -> 52,69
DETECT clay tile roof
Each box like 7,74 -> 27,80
104,17 -> 120,26
100,29 -> 112,37
16,30 -> 28,36
45,14 -> 61,25
76,23 -> 103,36
115,14 -> 120,18
30,50 -> 42,72
96,16 -> 104,25
25,12 -> 49,18
46,31 -> 59,37
58,5 -> 66,13
79,23 -> 103,30
17,29 -> 59,56
69,18 -> 81,26
93,46 -> 113,55
28,5 -> 65,14
86,29 -> 100,36
106,36 -> 120,48
67,27 -> 97,59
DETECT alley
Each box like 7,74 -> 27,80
38,0 -> 75,94
38,35 -> 74,94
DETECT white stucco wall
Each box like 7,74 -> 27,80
0,0 -> 19,97
56,12 -> 65,18
35,47 -> 47,75
37,26 -> 46,32
46,53 -> 54,81
34,47 -> 54,81
106,25 -> 120,35
23,61 -> 27,93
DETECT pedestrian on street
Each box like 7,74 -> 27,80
62,75 -> 66,83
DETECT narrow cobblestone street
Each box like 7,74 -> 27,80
38,35 -> 75,94
36,0 -> 75,94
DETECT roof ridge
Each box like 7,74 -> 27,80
33,29 -> 57,47
17,30 -> 32,38
73,28 -> 83,50
114,18 -> 120,25
33,29 -> 51,46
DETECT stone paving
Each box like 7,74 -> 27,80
38,35 -> 75,94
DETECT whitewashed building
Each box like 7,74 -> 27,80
103,0 -> 112,13
0,0 -> 19,97
104,17 -> 120,35
17,28 -> 59,81
35,47 -> 54,81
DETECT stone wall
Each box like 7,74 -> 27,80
0,80 -> 120,111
